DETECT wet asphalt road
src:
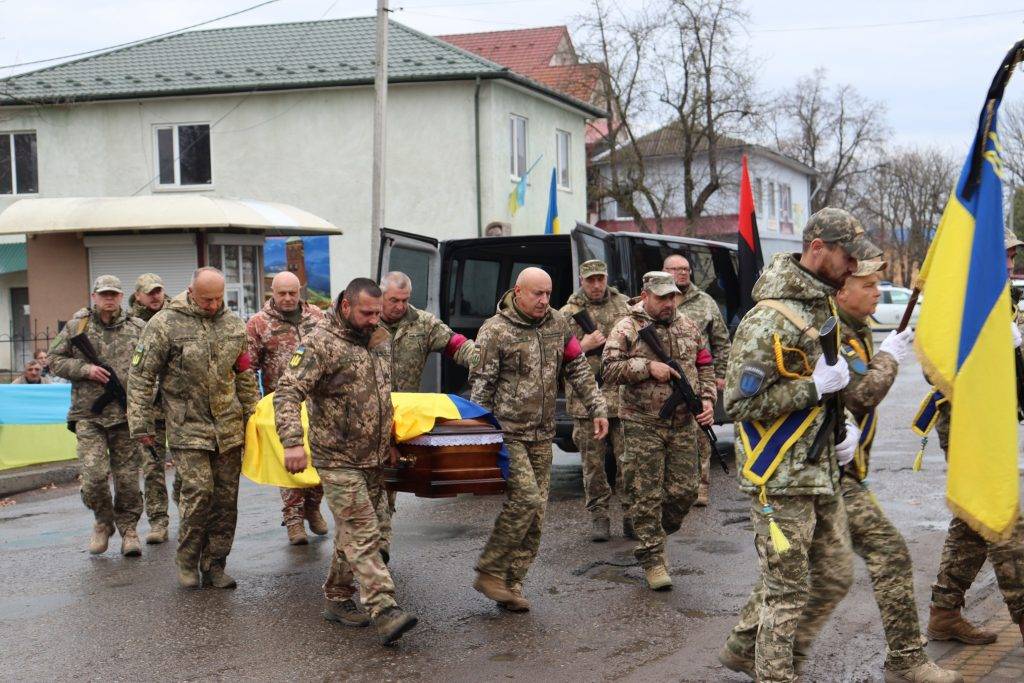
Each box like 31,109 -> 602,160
2,347 -> 1022,682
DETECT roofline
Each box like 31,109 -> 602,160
591,139 -> 816,176
436,25 -> 569,40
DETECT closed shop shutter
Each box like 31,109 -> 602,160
85,234 -> 198,303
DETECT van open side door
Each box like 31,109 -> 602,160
570,222 -> 623,292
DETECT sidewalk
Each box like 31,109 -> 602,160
0,460 -> 79,497
937,612 -> 1024,682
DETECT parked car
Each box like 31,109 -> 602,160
871,283 -> 920,330
377,222 -> 740,458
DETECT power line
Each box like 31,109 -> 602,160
0,0 -> 283,72
752,8 -> 1024,34
397,8 -> 533,28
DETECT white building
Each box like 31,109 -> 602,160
0,17 -> 602,332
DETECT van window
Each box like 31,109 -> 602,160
459,259 -> 501,316
575,231 -> 607,263
388,245 -> 430,309
510,261 -> 546,285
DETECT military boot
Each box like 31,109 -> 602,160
88,522 -> 114,554
717,646 -> 755,681
591,517 -> 610,542
177,559 -> 200,589
884,660 -> 964,683
645,564 -> 673,591
473,571 -> 514,603
121,528 -> 142,557
695,484 -> 709,507
286,520 -> 308,546
926,606 -> 997,644
322,599 -> 370,628
623,517 -> 637,540
500,583 -> 530,613
145,522 -> 168,545
306,507 -> 329,536
203,565 -> 237,589
373,607 -> 418,645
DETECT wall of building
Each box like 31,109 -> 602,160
0,269 -> 28,371
26,233 -> 89,333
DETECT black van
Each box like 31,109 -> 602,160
377,222 -> 739,451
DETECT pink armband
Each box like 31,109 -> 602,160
564,335 -> 583,362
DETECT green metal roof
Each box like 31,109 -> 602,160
0,242 -> 26,274
0,17 -> 604,117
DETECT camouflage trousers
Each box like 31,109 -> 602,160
174,446 -> 241,572
279,485 -> 324,526
622,419 -> 700,569
76,420 -> 142,534
573,417 -> 630,521
726,491 -> 853,683
725,478 -> 926,672
476,440 -> 552,586
320,466 -> 396,618
931,513 -> 1024,624
698,433 -> 711,494
142,421 -> 171,529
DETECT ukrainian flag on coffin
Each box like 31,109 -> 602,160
0,385 -> 77,471
914,42 -> 1024,541
242,392 -> 509,488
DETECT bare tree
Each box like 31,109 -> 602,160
999,100 -> 1024,187
768,69 -> 889,213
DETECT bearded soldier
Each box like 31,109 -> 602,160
471,267 -> 607,612
558,259 -> 630,542
247,270 -> 327,546
603,271 -> 716,591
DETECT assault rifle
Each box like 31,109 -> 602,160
637,324 -> 728,473
70,332 -> 160,463
806,316 -> 846,464
571,310 -> 605,357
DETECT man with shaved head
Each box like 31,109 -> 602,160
471,266 -> 608,612
247,269 -> 327,545
129,266 -> 260,589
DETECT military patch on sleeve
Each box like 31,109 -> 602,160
131,343 -> 145,367
738,364 -> 767,397
289,346 -> 306,368
841,345 -> 868,375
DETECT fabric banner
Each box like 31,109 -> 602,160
0,384 -> 77,471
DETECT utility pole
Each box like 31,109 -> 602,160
370,0 -> 389,278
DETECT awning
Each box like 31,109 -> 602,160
0,196 -> 342,236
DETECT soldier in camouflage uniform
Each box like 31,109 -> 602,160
128,267 -> 259,589
472,267 -> 607,613
664,253 -> 731,506
721,260 -> 960,683
50,275 -> 146,557
603,271 -> 716,590
925,228 -> 1024,648
246,270 -> 327,546
276,278 -> 418,646
128,273 -> 175,545
378,271 -> 479,557
558,259 -> 630,542
718,208 -> 880,683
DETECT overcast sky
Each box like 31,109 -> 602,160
3,0 -> 1024,153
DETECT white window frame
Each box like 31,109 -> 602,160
767,181 -> 777,219
509,115 -> 528,180
555,129 -> 571,191
152,122 -> 213,190
780,183 -> 792,222
206,236 -> 264,318
0,131 -> 38,196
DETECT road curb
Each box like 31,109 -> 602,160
0,460 -> 79,497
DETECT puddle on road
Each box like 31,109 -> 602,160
489,652 -> 517,662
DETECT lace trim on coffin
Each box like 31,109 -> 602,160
404,433 -> 505,447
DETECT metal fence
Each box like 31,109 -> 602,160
0,325 -> 58,384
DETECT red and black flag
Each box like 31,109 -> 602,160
737,154 -> 764,315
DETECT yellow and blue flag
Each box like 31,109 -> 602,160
914,42 -> 1024,541
507,155 -> 543,217
545,167 -> 560,235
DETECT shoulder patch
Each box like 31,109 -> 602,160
131,343 -> 145,367
289,346 -> 306,368
841,344 -> 868,375
738,363 -> 767,397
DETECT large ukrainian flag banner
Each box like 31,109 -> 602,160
915,42 -> 1024,541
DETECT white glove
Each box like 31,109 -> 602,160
812,354 -> 850,397
835,421 -> 860,466
1013,321 -> 1022,349
879,328 -> 915,364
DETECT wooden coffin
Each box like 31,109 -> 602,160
384,418 -> 506,498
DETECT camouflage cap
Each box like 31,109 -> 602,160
803,207 -> 881,260
1005,228 -> 1024,251
92,274 -> 123,294
579,259 -> 608,278
642,271 -> 680,296
851,258 -> 887,277
135,273 -> 165,294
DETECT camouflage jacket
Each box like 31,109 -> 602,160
471,289 -> 606,441
49,306 -> 145,427
274,310 -> 393,470
725,253 -> 841,496
127,292 -> 260,452
246,299 -> 325,394
559,287 -> 629,418
603,300 -> 716,426
129,296 -> 168,323
382,304 -> 478,392
676,286 -> 731,379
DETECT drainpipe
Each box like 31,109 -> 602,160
475,76 -> 483,237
